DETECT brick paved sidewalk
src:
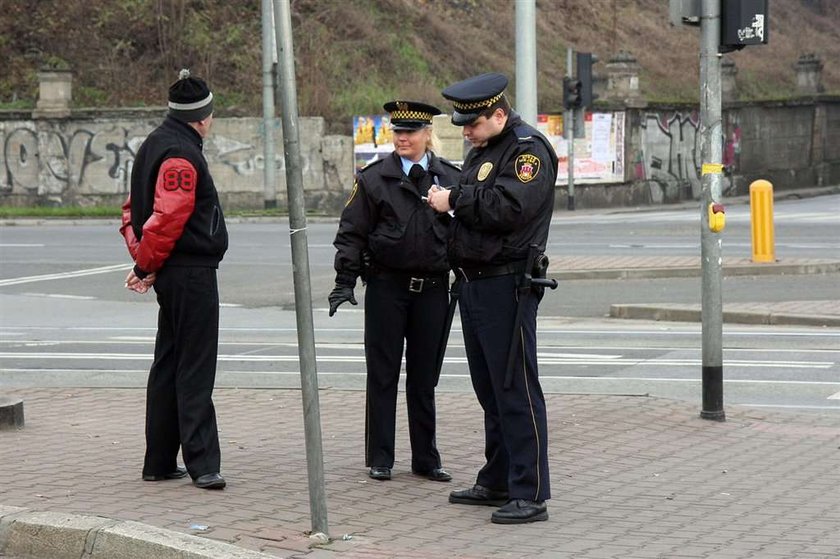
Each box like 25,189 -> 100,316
2,388 -> 839,558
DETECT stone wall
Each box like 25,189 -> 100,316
588,97 -> 840,209
0,109 -> 354,213
1,98 -> 838,213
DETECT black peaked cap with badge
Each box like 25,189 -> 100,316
383,100 -> 442,131
441,72 -> 509,126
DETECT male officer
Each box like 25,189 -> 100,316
427,73 -> 557,524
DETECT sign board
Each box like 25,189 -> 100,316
721,0 -> 768,47
536,112 -> 625,186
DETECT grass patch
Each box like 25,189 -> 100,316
0,206 -> 331,219
0,98 -> 34,110
0,206 -> 122,218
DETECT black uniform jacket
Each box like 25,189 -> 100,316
447,112 -> 558,268
333,151 -> 461,286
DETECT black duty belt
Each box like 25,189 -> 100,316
455,262 -> 525,282
372,271 -> 447,293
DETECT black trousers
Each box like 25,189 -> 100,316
143,265 -> 221,480
458,274 -> 551,502
364,273 -> 448,472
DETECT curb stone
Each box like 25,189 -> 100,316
0,507 -> 278,559
551,261 -> 840,280
609,304 -> 840,327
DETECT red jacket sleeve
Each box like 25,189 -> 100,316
119,195 -> 140,261
133,157 -> 197,274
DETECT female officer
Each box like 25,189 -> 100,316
329,100 -> 460,482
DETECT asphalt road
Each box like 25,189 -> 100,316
1,193 -> 838,313
1,194 -> 838,411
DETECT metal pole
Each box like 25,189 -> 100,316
273,0 -> 330,535
515,0 -> 537,125
565,48 -> 576,211
260,0 -> 277,209
699,0 -> 725,421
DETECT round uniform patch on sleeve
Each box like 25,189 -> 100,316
515,154 -> 541,183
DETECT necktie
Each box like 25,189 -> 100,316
408,164 -> 432,196
408,163 -> 426,183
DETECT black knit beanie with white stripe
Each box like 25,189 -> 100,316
168,69 -> 213,123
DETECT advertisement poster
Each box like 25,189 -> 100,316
353,111 -> 626,184
536,111 -> 625,185
353,114 -> 393,171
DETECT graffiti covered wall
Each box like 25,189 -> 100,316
627,100 -> 839,206
0,113 -> 354,211
637,110 -> 702,201
2,99 -> 837,211
0,119 -> 155,205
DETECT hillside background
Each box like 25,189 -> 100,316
2,0 -> 839,133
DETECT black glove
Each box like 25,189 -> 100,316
328,284 -> 357,316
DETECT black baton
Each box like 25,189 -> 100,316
433,276 -> 461,383
503,245 -> 558,390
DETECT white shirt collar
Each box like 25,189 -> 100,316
400,152 -> 429,176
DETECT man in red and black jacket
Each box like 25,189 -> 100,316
119,69 -> 228,490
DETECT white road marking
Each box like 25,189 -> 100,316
2,338 -> 838,356
0,264 -> 132,286
2,325 -> 838,338
21,293 -> 96,300
0,244 -> 45,247
828,391 -> 840,400
738,404 -> 840,410
1,367 -> 837,389
0,352 -> 834,369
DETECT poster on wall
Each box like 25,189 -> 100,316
353,114 -> 394,171
536,111 -> 625,185
352,111 -> 626,184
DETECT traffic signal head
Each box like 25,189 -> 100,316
577,52 -> 599,108
563,77 -> 582,109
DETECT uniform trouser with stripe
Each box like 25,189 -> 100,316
458,274 -> 551,502
143,265 -> 222,480
364,274 -> 448,472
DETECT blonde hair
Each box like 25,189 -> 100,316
426,126 -> 441,154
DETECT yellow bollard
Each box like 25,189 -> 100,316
750,179 -> 775,263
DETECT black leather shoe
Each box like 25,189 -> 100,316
368,466 -> 391,480
194,473 -> 226,489
448,484 -> 509,506
142,466 -> 188,481
413,467 -> 452,482
491,499 -> 548,524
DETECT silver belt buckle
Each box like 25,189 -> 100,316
409,277 -> 425,292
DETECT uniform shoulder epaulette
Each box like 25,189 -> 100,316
514,124 -> 537,143
359,158 -> 385,174
439,158 -> 462,172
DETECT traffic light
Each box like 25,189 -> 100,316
563,77 -> 582,109
577,52 -> 598,108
